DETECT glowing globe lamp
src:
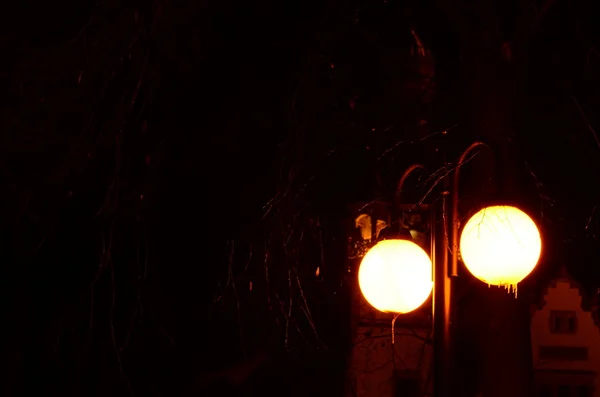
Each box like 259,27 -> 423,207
358,239 -> 433,314
459,205 -> 541,291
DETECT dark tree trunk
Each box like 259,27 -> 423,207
455,0 -> 535,396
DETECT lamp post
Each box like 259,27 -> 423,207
355,142 -> 542,397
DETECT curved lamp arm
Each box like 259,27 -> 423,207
450,141 -> 493,276
395,164 -> 427,206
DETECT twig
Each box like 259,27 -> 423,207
264,239 -> 271,306
524,161 -> 556,225
572,96 -> 600,151
90,229 -> 113,329
228,240 -> 246,358
68,2 -> 99,47
353,331 -> 430,347
378,124 -> 457,160
416,328 -> 434,369
293,269 -> 324,346
414,150 -> 483,208
285,268 -> 293,350
108,224 -> 135,396
534,0 -> 557,30
585,206 -> 597,231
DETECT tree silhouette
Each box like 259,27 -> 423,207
2,0 -> 600,396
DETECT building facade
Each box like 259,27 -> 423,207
346,210 -> 433,397
346,287 -> 433,397
530,269 -> 600,397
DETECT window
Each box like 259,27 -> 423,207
539,346 -> 588,361
537,384 -> 552,397
557,385 -> 570,397
577,385 -> 593,397
550,310 -> 577,334
535,370 -> 595,397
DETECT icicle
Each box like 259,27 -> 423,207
391,313 -> 400,345
501,283 -> 519,298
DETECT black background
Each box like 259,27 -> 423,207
2,0 -> 600,396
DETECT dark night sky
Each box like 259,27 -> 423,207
2,0 -> 600,396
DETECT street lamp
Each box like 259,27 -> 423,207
355,142 -> 542,397
358,239 -> 433,314
460,205 -> 542,295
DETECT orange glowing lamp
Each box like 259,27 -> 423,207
459,205 -> 541,293
358,239 -> 433,314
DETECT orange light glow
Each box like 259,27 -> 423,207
459,205 -> 541,291
358,239 -> 433,314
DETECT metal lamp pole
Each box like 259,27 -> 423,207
396,141 -> 490,397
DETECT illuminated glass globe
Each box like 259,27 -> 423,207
459,205 -> 541,291
358,239 -> 433,314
